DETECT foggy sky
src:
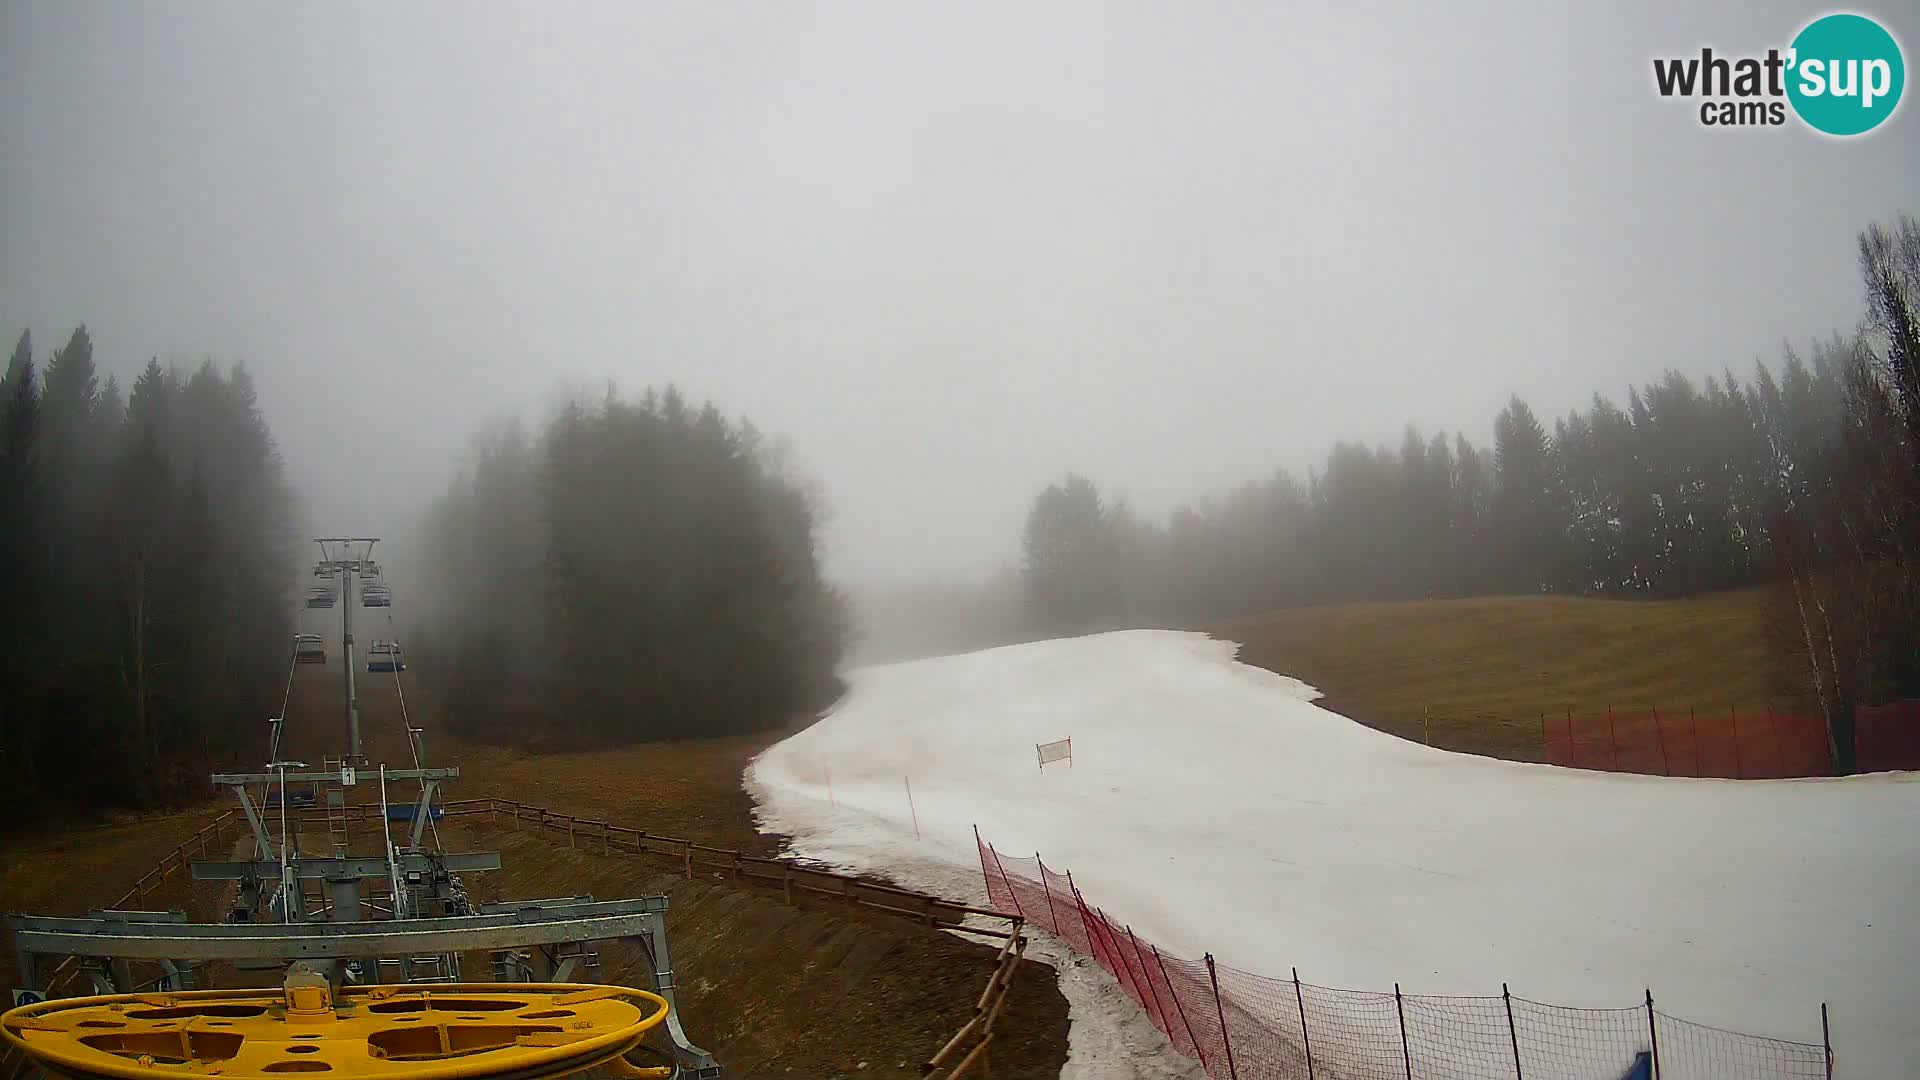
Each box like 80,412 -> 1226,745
3,2 -> 1914,585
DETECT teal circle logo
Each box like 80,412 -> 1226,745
1787,13 -> 1905,135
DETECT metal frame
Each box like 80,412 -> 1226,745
8,898 -> 717,1077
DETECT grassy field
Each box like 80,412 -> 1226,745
1212,588 -> 1790,762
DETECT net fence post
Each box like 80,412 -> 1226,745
1503,982 -> 1522,1080
1732,706 -> 1744,778
1096,906 -> 1148,1005
1653,706 -> 1670,776
987,843 -> 1024,919
1293,967 -> 1315,1080
1127,925 -> 1170,1038
1823,1002 -> 1833,1080
1037,853 -> 1062,934
1395,982 -> 1412,1080
1645,988 -> 1660,1080
1608,707 -> 1621,771
1153,944 -> 1208,1073
1066,869 -> 1094,950
1566,708 -> 1577,768
1205,953 -> 1238,1080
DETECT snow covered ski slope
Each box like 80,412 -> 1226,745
746,630 -> 1919,1078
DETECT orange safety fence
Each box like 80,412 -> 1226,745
977,830 -> 1831,1080
1539,702 -> 1920,778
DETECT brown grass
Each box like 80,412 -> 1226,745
1211,588 -> 1789,762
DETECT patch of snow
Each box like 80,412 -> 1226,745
747,630 -> 1920,1078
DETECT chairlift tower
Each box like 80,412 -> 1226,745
313,537 -> 380,765
4,538 -> 723,1077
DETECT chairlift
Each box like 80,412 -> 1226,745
294,634 -> 326,664
367,640 -> 405,673
304,585 -> 337,609
361,583 -> 392,607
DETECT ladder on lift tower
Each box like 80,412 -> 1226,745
321,757 -> 351,857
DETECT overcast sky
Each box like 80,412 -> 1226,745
2,2 -> 1914,584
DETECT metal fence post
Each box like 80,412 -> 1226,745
1395,983 -> 1413,1080
1205,953 -> 1238,1080
1293,967 -> 1316,1080
1653,707 -> 1671,776
1607,707 -> 1621,771
1566,708 -> 1577,768
1503,983 -> 1523,1079
1645,989 -> 1661,1080
1153,944 -> 1208,1072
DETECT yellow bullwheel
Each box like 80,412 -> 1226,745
2,968 -> 676,1080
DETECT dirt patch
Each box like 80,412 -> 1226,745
455,825 -> 1066,1078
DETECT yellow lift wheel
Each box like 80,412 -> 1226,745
2,972 -> 674,1080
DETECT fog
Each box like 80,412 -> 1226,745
2,1 -> 1913,596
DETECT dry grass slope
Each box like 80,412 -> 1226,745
1212,588 -> 1788,761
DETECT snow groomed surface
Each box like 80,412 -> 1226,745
746,631 -> 1920,1078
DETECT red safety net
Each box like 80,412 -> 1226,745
1537,703 -> 1920,777
1855,700 -> 1920,772
977,830 -> 1829,1080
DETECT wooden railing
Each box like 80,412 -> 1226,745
30,795 -> 1030,1078
476,798 -> 1016,935
924,920 -> 1029,1078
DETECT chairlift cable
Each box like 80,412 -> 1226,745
381,599 -> 442,852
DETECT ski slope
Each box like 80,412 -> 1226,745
745,631 -> 1919,1078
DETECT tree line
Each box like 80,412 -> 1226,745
0,327 -> 296,823
1021,214 -> 1918,770
417,386 -> 849,747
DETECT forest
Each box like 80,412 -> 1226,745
0,329 -> 296,821
416,387 -> 851,747
0,345 -> 851,819
1021,214 -> 1919,770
